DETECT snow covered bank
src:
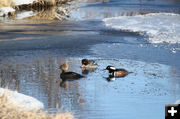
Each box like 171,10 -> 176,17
103,13 -> 180,44
0,0 -> 72,20
16,11 -> 37,19
0,7 -> 15,16
0,87 -> 73,119
14,0 -> 37,6
0,88 -> 44,111
0,0 -> 37,17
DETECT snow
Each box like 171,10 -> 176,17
14,0 -> 38,6
103,13 -> 180,44
0,0 -> 38,17
0,7 -> 15,17
0,88 -> 44,111
16,11 -> 37,19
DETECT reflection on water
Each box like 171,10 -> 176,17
0,56 -> 180,119
0,57 -> 83,112
71,0 -> 180,20
81,67 -> 97,75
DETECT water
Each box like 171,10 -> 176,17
0,0 -> 180,119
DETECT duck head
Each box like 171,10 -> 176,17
81,59 -> 89,67
106,65 -> 116,71
106,65 -> 116,76
58,63 -> 68,71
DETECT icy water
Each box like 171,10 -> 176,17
0,0 -> 180,119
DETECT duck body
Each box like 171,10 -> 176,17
60,70 -> 84,80
113,68 -> 131,77
106,66 -> 132,77
81,59 -> 98,69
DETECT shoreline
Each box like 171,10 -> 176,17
0,87 -> 44,111
0,0 -> 72,20
0,88 -> 73,119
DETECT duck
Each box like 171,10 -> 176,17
81,59 -> 98,69
58,63 -> 68,71
106,65 -> 132,77
58,63 -> 84,80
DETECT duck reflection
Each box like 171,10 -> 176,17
59,79 -> 68,89
81,68 -> 97,75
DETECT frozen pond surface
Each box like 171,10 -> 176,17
0,0 -> 180,119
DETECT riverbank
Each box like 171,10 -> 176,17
0,88 -> 73,119
0,0 -> 73,20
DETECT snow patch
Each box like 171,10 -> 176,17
0,88 -> 44,111
0,7 -> 15,17
16,11 -> 37,19
14,0 -> 38,6
103,13 -> 180,44
0,0 -> 38,17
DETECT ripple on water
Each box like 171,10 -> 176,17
0,56 -> 180,119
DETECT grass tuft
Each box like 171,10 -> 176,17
0,0 -> 15,8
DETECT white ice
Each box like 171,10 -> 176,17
16,11 -> 37,19
14,0 -> 37,6
0,0 -> 37,17
0,7 -> 15,17
103,13 -> 180,44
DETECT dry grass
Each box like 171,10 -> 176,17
24,7 -> 58,20
41,0 -> 56,5
0,0 -> 73,19
0,0 -> 68,8
22,6 -> 70,21
0,0 -> 15,7
0,92 -> 74,119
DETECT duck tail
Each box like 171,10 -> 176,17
128,72 -> 133,74
80,75 -> 85,78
